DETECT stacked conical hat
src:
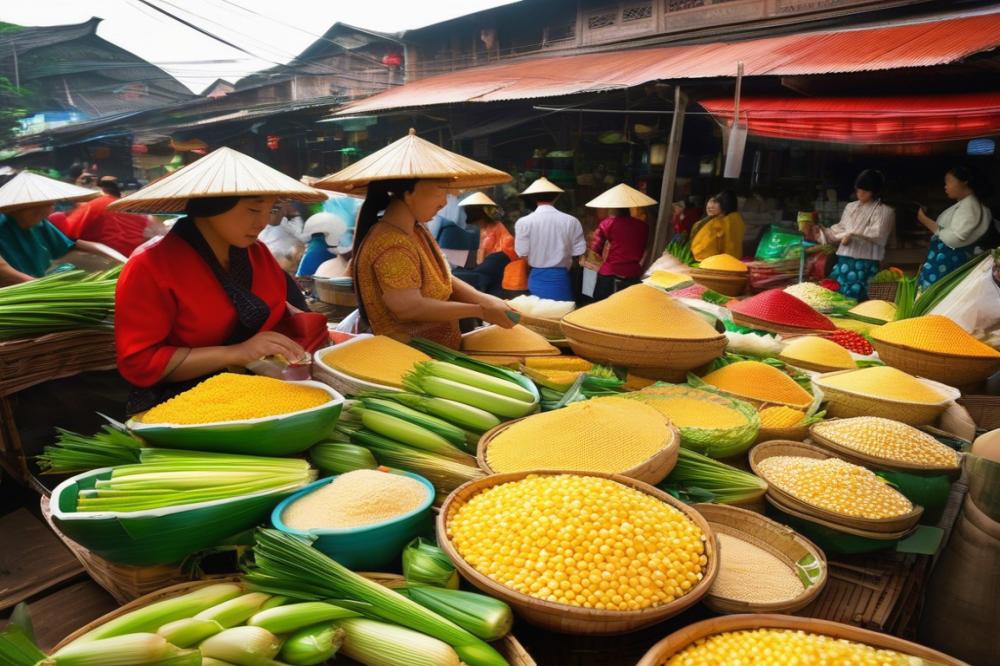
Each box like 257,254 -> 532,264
313,129 -> 511,195
0,171 -> 98,212
108,146 -> 327,213
586,183 -> 657,208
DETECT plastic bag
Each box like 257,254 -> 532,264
333,309 -> 362,334
928,254 -> 1000,339
755,224 -> 804,261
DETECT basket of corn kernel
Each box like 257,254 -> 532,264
437,471 -> 718,635
749,440 -> 923,535
636,614 -> 966,666
810,417 -> 961,475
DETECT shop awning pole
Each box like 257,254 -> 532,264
650,86 -> 688,263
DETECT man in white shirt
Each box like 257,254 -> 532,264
514,177 -> 585,301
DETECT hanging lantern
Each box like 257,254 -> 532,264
266,134 -> 281,150
382,52 -> 402,67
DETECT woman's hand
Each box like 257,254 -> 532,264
478,294 -> 517,329
916,207 -> 937,232
229,331 -> 305,366
840,233 -> 853,246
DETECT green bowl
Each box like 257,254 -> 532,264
126,381 -> 344,455
51,467 -> 308,566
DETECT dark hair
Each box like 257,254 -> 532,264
523,193 -> 559,207
853,169 -> 884,197
714,190 -> 738,215
185,196 -> 242,218
67,163 -> 84,181
947,164 -> 989,199
352,178 -> 419,322
98,176 -> 122,198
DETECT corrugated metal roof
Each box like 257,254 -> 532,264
340,12 -> 1000,114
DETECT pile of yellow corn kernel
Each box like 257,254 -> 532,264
447,474 -> 707,611
757,456 -> 912,519
812,417 -> 959,468
663,629 -> 913,665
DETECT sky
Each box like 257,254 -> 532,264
0,0 -> 517,93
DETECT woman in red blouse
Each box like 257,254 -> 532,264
111,147 -> 326,412
585,183 -> 657,301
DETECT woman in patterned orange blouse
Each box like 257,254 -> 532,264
353,179 -> 516,348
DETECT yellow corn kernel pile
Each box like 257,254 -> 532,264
758,406 -> 806,429
701,361 -> 813,408
872,314 -> 1000,358
140,373 -> 329,425
448,474 -> 707,610
757,456 -> 912,519
813,417 -> 959,468
627,395 -> 748,430
848,299 -> 896,322
819,366 -> 947,404
699,254 -> 748,273
461,324 -> 557,354
524,356 -> 593,372
485,398 -> 669,474
663,629 -> 913,666
647,270 -> 693,289
563,284 -> 720,339
780,336 -> 855,369
320,335 -> 430,388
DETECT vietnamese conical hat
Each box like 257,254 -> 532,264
107,146 -> 327,213
0,171 -> 99,212
520,176 -> 564,196
586,183 -> 657,208
313,129 -> 511,195
458,192 -> 497,207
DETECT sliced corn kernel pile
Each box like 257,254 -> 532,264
447,474 -> 707,611
813,417 -> 959,468
758,406 -> 807,429
663,629 -> 913,666
757,456 -> 912,519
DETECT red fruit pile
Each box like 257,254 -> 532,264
824,329 -> 873,356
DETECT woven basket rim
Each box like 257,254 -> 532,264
808,422 -> 961,474
749,440 -> 924,532
776,354 -> 854,374
871,335 -> 1000,362
560,318 -> 726,344
764,494 -> 916,540
690,267 -> 749,278
692,503 -> 828,613
437,470 -> 718,624
813,368 -> 958,407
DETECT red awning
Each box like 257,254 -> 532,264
339,12 -> 1000,115
698,92 -> 1000,144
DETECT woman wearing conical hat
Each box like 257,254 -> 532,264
585,183 -> 655,301
313,129 -> 515,348
0,171 -> 123,285
109,147 -> 328,412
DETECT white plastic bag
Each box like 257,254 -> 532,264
333,309 -> 362,334
929,255 -> 1000,340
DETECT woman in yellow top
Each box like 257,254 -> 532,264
314,130 -> 516,348
689,190 -> 745,261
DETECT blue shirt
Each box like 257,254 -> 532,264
0,214 -> 75,277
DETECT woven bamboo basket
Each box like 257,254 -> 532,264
755,423 -> 810,444
813,369 -> 957,426
635,614 -> 966,666
40,495 -> 191,604
517,312 -> 563,339
959,394 -> 1000,431
809,421 -> 962,477
689,268 -> 748,297
749,440 -> 924,534
52,576 -> 537,665
437,470 -> 719,635
476,417 -> 680,485
693,503 -> 827,614
311,335 -> 401,395
731,312 -> 832,336
0,329 -> 117,398
561,322 -> 726,373
766,492 -> 916,541
560,319 -> 726,352
866,280 -> 899,302
776,354 -> 854,374
313,278 -> 358,307
870,337 -> 1000,388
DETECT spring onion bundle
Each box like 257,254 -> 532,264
397,585 -> 513,642
910,249 -> 993,317
37,425 -> 142,474
0,266 -> 120,340
363,390 -> 502,434
73,451 -> 316,513
403,537 -> 460,589
658,447 -> 768,505
244,528 -> 508,666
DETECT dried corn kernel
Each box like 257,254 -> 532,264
485,398 -> 669,474
461,324 -> 557,354
780,336 -> 855,369
699,254 -> 747,273
758,406 -> 807,429
628,395 -> 748,429
819,366 -> 947,404
872,314 -> 1000,358
141,373 -> 329,425
701,361 -> 813,408
757,456 -> 912,519
523,356 -> 593,372
320,336 -> 430,388
710,533 -> 804,604
812,417 -> 959,468
563,285 -> 720,339
448,474 -> 707,610
664,629 -> 913,665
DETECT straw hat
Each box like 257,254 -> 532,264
520,176 -> 564,196
0,171 -> 99,212
587,183 -> 657,208
458,192 -> 497,207
313,129 -> 511,195
107,146 -> 328,213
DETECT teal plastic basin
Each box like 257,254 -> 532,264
272,471 -> 434,569
126,380 -> 343,456
51,467 -> 307,566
